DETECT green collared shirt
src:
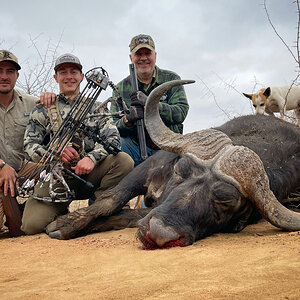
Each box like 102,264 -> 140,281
0,89 -> 37,171
110,66 -> 189,147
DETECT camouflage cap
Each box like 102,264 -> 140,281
0,50 -> 21,70
54,53 -> 82,72
129,34 -> 155,53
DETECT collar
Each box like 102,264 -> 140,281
14,89 -> 25,102
58,93 -> 81,104
0,89 -> 22,110
138,66 -> 159,90
154,66 -> 165,85
58,93 -> 69,104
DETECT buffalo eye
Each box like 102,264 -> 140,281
212,181 -> 240,207
173,157 -> 193,181
173,163 -> 190,182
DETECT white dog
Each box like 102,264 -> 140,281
243,86 -> 300,125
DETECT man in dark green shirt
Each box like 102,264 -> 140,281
110,34 -> 189,166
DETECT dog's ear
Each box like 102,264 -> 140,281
263,87 -> 271,98
243,93 -> 253,100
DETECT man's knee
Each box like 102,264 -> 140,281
22,207 -> 52,235
21,198 -> 68,235
115,152 -> 134,173
21,216 -> 46,235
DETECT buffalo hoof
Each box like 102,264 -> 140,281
48,230 -> 63,240
45,204 -> 96,239
45,214 -> 82,240
46,221 -> 64,239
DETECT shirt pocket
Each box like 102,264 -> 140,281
13,115 -> 30,149
14,115 -> 29,130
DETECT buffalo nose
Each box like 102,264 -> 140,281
147,217 -> 180,247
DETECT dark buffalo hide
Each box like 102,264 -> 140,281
46,114 -> 300,249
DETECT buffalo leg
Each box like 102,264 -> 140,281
46,161 -> 150,240
84,208 -> 152,234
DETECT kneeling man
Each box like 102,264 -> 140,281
21,53 -> 134,235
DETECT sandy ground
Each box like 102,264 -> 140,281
0,214 -> 299,300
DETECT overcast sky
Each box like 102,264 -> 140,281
1,0 -> 298,133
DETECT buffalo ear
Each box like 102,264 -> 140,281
242,93 -> 253,100
263,87 -> 271,97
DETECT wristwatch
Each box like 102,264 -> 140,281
0,161 -> 6,169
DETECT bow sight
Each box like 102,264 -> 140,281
17,67 -> 115,202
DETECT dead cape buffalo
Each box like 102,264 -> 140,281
46,80 -> 300,249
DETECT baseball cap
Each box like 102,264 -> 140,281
129,34 -> 155,53
0,50 -> 21,70
54,53 -> 82,72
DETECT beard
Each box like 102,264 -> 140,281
0,82 -> 14,94
136,66 -> 154,77
0,87 -> 13,94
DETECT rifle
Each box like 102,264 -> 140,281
129,63 -> 148,161
2,193 -> 24,237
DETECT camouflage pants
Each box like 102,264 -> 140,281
21,152 -> 134,235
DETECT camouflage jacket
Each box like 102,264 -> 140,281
24,94 -> 120,164
110,66 -> 189,147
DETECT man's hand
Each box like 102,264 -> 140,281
0,164 -> 18,197
61,146 -> 79,163
71,157 -> 95,175
125,105 -> 144,124
61,147 -> 95,175
130,91 -> 147,107
126,91 -> 146,123
36,92 -> 56,108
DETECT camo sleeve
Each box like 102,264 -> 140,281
24,104 -> 51,162
84,107 -> 121,164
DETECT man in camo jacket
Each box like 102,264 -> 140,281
21,53 -> 134,235
110,34 -> 189,166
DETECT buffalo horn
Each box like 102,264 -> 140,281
219,146 -> 300,231
145,80 -> 232,159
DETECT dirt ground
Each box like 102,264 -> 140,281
0,213 -> 299,300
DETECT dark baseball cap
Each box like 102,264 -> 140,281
54,53 -> 82,72
0,50 -> 21,70
129,34 -> 155,53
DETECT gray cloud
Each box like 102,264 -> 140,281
1,0 -> 298,132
